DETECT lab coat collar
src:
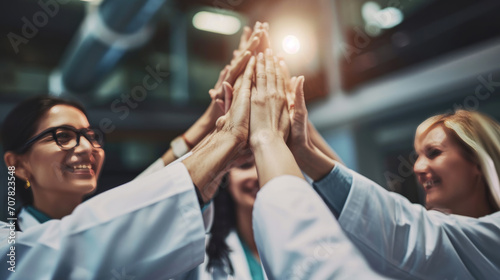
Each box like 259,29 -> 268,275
226,230 -> 253,279
18,207 -> 43,231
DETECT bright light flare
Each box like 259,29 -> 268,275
362,1 -> 404,31
269,17 -> 318,72
282,35 -> 300,54
192,11 -> 241,35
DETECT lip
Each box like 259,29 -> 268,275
422,178 -> 441,192
243,184 -> 259,198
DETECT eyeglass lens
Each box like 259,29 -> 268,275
54,128 -> 103,149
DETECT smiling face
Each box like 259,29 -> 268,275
227,160 -> 259,210
22,105 -> 105,198
414,124 -> 485,214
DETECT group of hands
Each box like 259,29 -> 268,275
182,22 -> 337,202
203,22 -> 312,161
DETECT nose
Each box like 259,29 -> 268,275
413,156 -> 429,176
248,166 -> 258,180
74,135 -> 94,154
243,165 -> 259,184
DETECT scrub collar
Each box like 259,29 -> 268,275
25,205 -> 52,224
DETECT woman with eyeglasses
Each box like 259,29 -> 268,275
3,98 -> 106,228
0,92 -> 239,279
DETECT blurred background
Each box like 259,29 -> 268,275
1,0 -> 500,220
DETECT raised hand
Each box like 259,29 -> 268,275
285,72 -> 344,164
246,49 -> 303,187
215,56 -> 256,145
249,49 -> 290,150
287,75 -> 311,153
210,22 -> 272,113
184,56 -> 257,203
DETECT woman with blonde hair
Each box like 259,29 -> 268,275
286,77 -> 500,279
415,110 -> 500,215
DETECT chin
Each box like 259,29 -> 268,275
68,181 -> 97,194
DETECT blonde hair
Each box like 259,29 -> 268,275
416,110 -> 500,211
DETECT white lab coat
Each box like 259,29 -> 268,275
176,230 -> 256,280
314,163 -> 500,279
0,162 -> 210,280
252,175 -> 388,280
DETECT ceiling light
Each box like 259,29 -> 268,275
192,11 -> 241,35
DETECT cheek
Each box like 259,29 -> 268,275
94,150 -> 105,175
228,181 -> 241,198
29,151 -> 66,185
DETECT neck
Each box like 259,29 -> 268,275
235,205 -> 259,260
448,183 -> 495,218
450,200 -> 494,218
32,190 -> 83,219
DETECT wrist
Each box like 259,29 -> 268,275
170,135 -> 191,159
295,144 -> 335,181
184,130 -> 243,202
250,130 -> 285,152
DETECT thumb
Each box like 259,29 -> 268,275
223,82 -> 234,114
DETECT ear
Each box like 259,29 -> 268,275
4,152 -> 31,182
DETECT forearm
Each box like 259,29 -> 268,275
161,102 -> 219,166
183,102 -> 218,147
293,144 -> 336,182
252,132 -> 303,187
308,120 -> 343,163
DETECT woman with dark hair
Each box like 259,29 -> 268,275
2,97 -> 104,228
204,161 -> 263,279
0,95 -> 215,279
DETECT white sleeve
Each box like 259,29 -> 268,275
252,175 -> 388,280
135,157 -> 165,179
134,152 -> 213,232
135,152 -> 193,180
0,162 -> 205,280
335,166 -> 500,279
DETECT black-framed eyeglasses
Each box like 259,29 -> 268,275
18,125 -> 104,153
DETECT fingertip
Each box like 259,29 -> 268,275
296,76 -> 305,93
